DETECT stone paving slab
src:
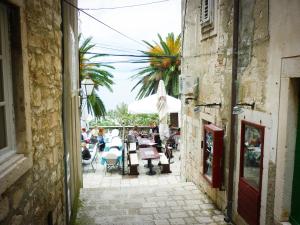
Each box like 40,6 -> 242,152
76,183 -> 229,225
82,149 -> 181,189
76,150 -> 230,225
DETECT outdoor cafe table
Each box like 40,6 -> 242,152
138,137 -> 156,148
140,147 -> 160,175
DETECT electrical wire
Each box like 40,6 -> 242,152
84,60 -> 155,64
80,0 -> 170,10
63,0 -> 146,47
94,43 -> 142,52
93,45 -> 139,54
81,52 -> 177,58
81,41 -> 141,54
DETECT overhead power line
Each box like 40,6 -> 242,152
84,60 -> 152,64
80,0 -> 170,10
94,45 -> 139,54
94,43 -> 141,52
81,52 -> 177,59
63,0 -> 145,47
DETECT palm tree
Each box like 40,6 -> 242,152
131,33 -> 181,99
79,34 -> 114,117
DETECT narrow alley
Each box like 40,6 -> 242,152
75,151 -> 227,225
1,1 -> 300,225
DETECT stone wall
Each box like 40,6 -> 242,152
181,0 -> 233,211
181,0 -> 275,224
0,0 -> 66,224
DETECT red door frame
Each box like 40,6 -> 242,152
202,124 -> 223,188
238,120 -> 265,225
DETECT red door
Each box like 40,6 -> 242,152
238,121 -> 264,225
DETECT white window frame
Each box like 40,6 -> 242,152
0,3 -> 16,164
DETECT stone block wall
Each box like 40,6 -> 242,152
181,0 -> 274,224
0,0 -> 66,225
181,0 -> 233,211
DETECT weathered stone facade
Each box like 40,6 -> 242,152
0,0 -> 81,225
181,0 -> 234,212
181,0 -> 300,224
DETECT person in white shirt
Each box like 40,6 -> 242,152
81,128 -> 89,142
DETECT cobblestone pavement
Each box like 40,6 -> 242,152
75,150 -> 228,225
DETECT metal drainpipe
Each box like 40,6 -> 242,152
60,0 -> 71,224
224,0 -> 239,223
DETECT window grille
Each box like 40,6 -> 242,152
201,0 -> 214,26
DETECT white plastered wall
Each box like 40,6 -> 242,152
273,57 -> 300,223
266,0 -> 300,223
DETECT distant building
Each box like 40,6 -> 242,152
0,0 -> 81,224
181,0 -> 300,224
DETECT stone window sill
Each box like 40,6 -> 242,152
0,154 -> 32,195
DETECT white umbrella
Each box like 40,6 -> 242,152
128,94 -> 181,114
157,80 -> 169,141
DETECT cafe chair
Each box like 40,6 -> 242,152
82,145 -> 97,173
128,142 -> 137,153
105,152 -> 119,175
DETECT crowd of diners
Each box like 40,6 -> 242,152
127,123 -> 180,152
80,124 -> 180,160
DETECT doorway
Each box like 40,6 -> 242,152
238,120 -> 265,225
290,93 -> 300,225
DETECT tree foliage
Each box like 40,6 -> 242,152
131,33 -> 181,99
89,103 -> 158,126
79,34 -> 114,117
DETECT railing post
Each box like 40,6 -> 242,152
122,123 -> 126,175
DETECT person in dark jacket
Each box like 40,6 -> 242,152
151,123 -> 159,134
81,143 -> 91,160
154,134 -> 162,153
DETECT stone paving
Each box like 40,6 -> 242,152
82,149 -> 182,189
75,150 -> 228,225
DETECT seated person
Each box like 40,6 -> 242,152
150,123 -> 159,134
153,134 -> 162,153
97,127 -> 106,151
110,136 -> 122,149
81,143 -> 91,160
167,126 -> 180,149
111,128 -> 120,137
127,134 -> 137,143
129,126 -> 140,138
89,128 -> 98,144
81,128 -> 89,143
110,129 -> 122,149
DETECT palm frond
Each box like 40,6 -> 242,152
131,33 -> 181,99
79,34 -> 115,117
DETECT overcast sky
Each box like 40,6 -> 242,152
78,0 -> 181,110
